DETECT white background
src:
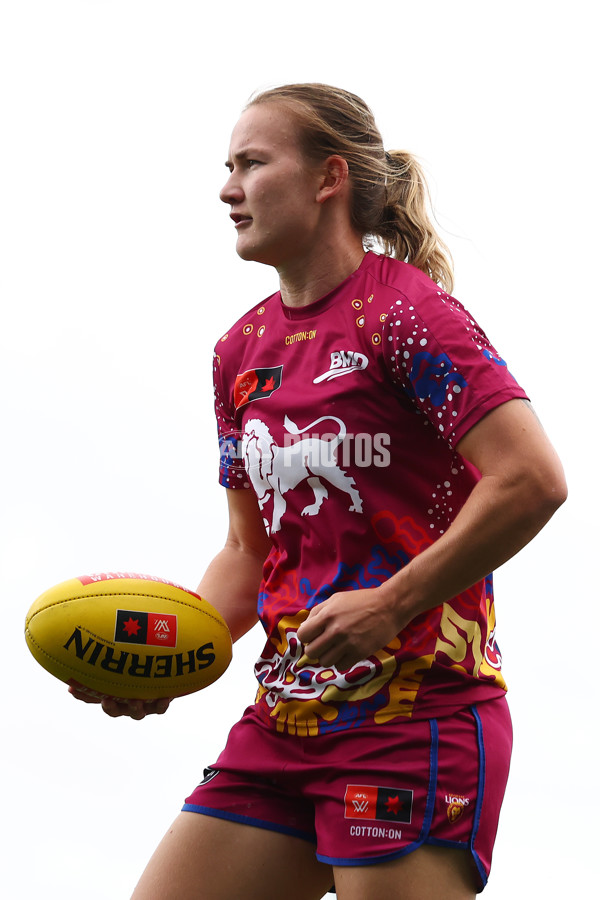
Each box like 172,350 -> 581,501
1,1 -> 597,897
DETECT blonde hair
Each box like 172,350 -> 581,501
248,83 -> 454,294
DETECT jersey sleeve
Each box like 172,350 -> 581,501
382,286 -> 529,448
212,348 -> 249,490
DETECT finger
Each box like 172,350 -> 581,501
101,698 -> 146,719
302,632 -> 340,667
315,647 -> 345,669
68,686 -> 102,704
315,640 -> 364,670
104,697 -> 173,719
124,700 -> 147,720
297,610 -> 325,643
148,697 -> 171,715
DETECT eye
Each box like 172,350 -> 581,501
224,158 -> 263,174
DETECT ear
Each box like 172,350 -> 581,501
316,155 -> 350,204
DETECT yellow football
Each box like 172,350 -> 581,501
25,573 -> 232,700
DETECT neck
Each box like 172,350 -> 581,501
277,236 -> 366,308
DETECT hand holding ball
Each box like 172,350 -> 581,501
25,573 -> 232,702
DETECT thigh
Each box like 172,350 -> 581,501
334,845 -> 476,900
131,811 -> 334,900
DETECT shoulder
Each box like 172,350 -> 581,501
362,254 -> 488,344
357,254 -> 472,351
362,252 -> 431,289
213,291 -> 280,354
362,253 -> 450,306
358,254 -> 454,330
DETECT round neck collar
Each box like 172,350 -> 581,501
279,252 -> 374,320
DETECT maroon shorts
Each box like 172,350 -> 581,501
183,697 -> 512,891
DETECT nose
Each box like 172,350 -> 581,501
219,170 -> 243,206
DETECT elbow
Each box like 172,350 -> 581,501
541,455 -> 568,509
548,473 -> 568,511
525,463 -> 568,526
538,483 -> 567,526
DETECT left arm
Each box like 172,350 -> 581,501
297,399 -> 567,669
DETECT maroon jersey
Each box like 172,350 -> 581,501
213,252 -> 527,736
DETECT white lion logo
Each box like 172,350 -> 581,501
242,414 -> 363,534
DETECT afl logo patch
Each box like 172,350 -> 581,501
234,366 -> 283,410
114,610 -> 177,648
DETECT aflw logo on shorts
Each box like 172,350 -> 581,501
114,610 -> 177,647
344,784 -> 413,824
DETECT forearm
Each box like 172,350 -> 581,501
384,468 -> 565,624
299,473 -> 565,670
298,400 -> 567,670
385,401 -> 567,624
197,540 -> 264,642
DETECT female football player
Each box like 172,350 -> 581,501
74,84 -> 566,899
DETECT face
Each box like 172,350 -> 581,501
220,103 -> 324,269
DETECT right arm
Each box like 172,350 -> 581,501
70,488 -> 271,718
196,487 -> 271,642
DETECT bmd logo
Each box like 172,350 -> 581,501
313,350 -> 368,383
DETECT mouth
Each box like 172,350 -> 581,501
230,213 -> 252,229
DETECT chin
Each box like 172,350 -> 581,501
236,244 -> 258,262
235,236 -> 258,261
236,240 -> 277,267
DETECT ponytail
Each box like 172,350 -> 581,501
374,150 -> 454,294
